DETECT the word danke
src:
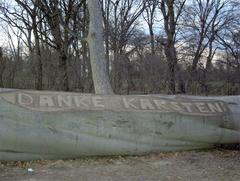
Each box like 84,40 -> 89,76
17,93 -> 104,109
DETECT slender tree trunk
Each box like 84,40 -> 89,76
104,2 -> 110,75
205,41 -> 214,71
191,39 -> 204,73
0,47 -> 4,87
112,3 -> 119,92
58,49 -> 69,91
160,0 -> 179,95
32,19 -> 43,90
164,43 -> 176,94
149,27 -> 155,55
203,39 -> 215,95
105,28 -> 110,75
87,0 -> 113,94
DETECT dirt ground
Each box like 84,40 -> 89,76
0,149 -> 240,181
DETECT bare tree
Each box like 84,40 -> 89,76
143,0 -> 158,55
217,0 -> 240,70
101,0 -> 146,92
159,0 -> 186,94
36,0 -> 83,91
178,0 -> 234,94
14,0 -> 44,90
181,0 -> 226,74
0,1 -> 34,51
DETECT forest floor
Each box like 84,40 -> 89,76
0,149 -> 240,181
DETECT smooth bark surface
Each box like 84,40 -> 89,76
0,88 -> 239,161
87,0 -> 113,94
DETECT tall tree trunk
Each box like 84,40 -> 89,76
112,2 -> 119,92
0,47 -> 4,87
32,19 -> 43,90
105,28 -> 110,75
203,39 -> 215,95
161,0 -> 178,95
103,1 -> 110,75
164,43 -> 176,94
149,26 -> 155,55
87,0 -> 113,94
58,49 -> 69,91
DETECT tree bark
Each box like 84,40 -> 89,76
32,18 -> 43,90
87,0 -> 113,94
160,0 -> 179,94
0,89 -> 239,161
0,47 -> 4,87
164,43 -> 177,94
58,50 -> 69,91
150,27 -> 155,55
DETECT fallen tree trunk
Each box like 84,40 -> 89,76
0,88 -> 239,161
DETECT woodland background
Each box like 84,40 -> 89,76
0,0 -> 239,95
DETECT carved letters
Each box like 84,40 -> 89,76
0,91 -> 230,116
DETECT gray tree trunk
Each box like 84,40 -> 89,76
0,88 -> 239,161
32,18 -> 43,90
87,0 -> 113,94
